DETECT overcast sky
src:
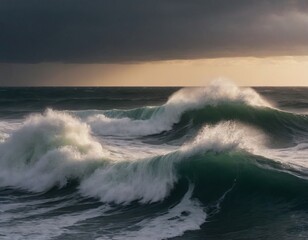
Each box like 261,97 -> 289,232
1,0 -> 308,85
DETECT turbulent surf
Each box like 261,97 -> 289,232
0,81 -> 308,240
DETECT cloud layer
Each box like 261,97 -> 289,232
1,0 -> 308,63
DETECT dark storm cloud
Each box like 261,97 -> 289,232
1,0 -> 308,63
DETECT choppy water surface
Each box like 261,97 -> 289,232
1,81 -> 308,240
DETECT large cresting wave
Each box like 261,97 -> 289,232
1,80 -> 308,240
86,80 -> 272,136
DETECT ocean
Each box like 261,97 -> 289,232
0,81 -> 308,240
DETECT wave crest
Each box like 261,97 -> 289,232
0,109 -> 108,191
88,80 -> 271,137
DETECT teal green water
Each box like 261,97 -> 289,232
0,84 -> 308,239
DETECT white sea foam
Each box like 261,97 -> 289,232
187,122 -> 308,177
0,107 -> 269,205
2,106 -> 303,207
102,136 -> 176,160
0,204 -> 112,240
79,153 -> 178,204
87,80 -> 271,137
103,185 -> 207,240
0,109 -> 178,203
180,121 -> 268,157
0,110 -> 303,240
1,83 -> 307,240
0,197 -> 73,224
254,142 -> 308,173
0,120 -> 21,142
0,109 -> 109,192
0,99 -> 274,207
79,121 -> 267,204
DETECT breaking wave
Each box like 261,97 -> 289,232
1,80 -> 308,240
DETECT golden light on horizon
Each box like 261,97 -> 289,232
1,56 -> 308,86
88,56 -> 308,86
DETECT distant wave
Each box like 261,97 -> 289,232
1,81 -> 308,239
86,80 -> 272,136
0,108 -> 307,205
